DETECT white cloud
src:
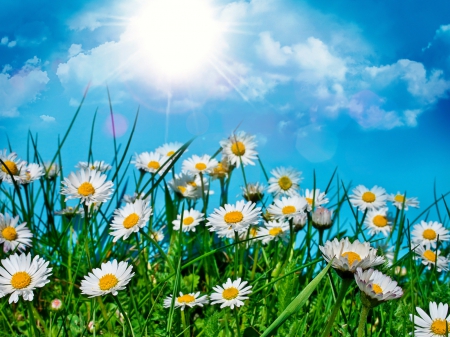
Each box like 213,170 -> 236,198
40,114 -> 55,122
257,32 -> 292,66
1,37 -> 8,45
68,44 -> 82,58
68,12 -> 103,31
7,41 -> 16,48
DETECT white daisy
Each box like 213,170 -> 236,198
319,237 -> 385,275
0,150 -> 27,184
413,244 -> 449,272
267,167 -> 302,197
210,278 -> 252,309
122,192 -> 151,204
151,228 -> 165,242
43,162 -> 60,179
410,302 -> 450,337
20,163 -> 45,184
80,260 -> 134,297
55,206 -> 84,218
156,142 -> 185,159
354,268 -> 403,303
132,151 -> 166,174
303,189 -> 329,211
293,212 -> 308,231
242,182 -> 265,203
267,196 -> 308,220
77,160 -> 112,173
388,192 -> 419,210
168,172 -> 211,199
0,213 -> 33,253
110,199 -> 152,242
61,169 -> 114,207
209,157 -> 230,180
257,221 -> 289,245
311,207 -> 333,229
182,154 -> 218,175
206,200 -> 261,235
220,131 -> 258,168
411,221 -> 450,247
239,226 -> 260,241
0,253 -> 52,303
172,209 -> 204,232
363,207 -> 391,237
349,185 -> 387,211
163,292 -> 209,310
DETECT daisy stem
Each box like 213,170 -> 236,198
26,301 -> 40,337
233,309 -> 241,337
181,310 -> 190,337
320,277 -> 352,337
234,232 -> 240,277
114,295 -> 135,337
250,242 -> 260,281
356,305 -> 371,337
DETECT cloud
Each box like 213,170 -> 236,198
68,12 -> 103,31
40,114 -> 55,122
1,37 -> 8,45
68,44 -> 82,58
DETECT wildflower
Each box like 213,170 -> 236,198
151,228 -> 165,242
77,160 -> 112,173
303,189 -> 329,211
388,192 -> 419,210
132,151 -> 165,174
182,154 -> 218,175
410,302 -> 450,336
156,142 -> 185,160
87,321 -> 96,333
55,206 -> 84,218
242,182 -> 265,203
354,268 -> 403,305
0,213 -> 33,253
311,207 -> 333,229
363,207 -> 391,237
413,244 -> 449,272
51,298 -> 63,310
43,162 -> 60,179
61,169 -> 114,207
349,185 -> 387,211
122,192 -> 150,204
19,163 -> 45,184
168,172 -> 211,199
209,157 -> 230,180
110,199 -> 152,242
210,278 -> 252,309
172,209 -> 204,232
220,131 -> 258,168
411,221 -> 450,247
267,196 -> 308,220
164,292 -> 209,310
257,221 -> 289,245
0,253 -> 52,303
0,150 -> 27,183
293,212 -> 308,231
80,260 -> 134,297
267,167 -> 302,197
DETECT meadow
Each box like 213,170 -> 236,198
1,96 -> 450,337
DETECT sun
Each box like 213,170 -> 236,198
127,0 -> 222,80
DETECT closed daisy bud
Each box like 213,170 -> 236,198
293,212 -> 307,232
51,298 -> 63,311
311,207 -> 333,229
242,182 -> 265,203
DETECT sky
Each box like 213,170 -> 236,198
1,0 -> 450,220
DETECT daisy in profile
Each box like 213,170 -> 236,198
267,196 -> 308,220
413,244 -> 449,272
363,207 -> 391,237
210,278 -> 252,309
80,260 -> 134,297
0,213 -> 33,252
257,220 -> 289,245
132,151 -> 165,174
43,162 -> 60,179
319,237 -> 385,276
411,221 -> 450,247
0,253 -> 52,303
410,302 -> 450,336
207,200 -> 261,234
77,160 -> 112,173
61,169 -> 114,207
156,142 -> 185,160
182,154 -> 218,175
168,172 -> 210,199
209,157 -> 230,180
267,167 -> 302,197
172,209 -> 204,232
55,206 -> 84,218
242,182 -> 265,203
110,199 -> 152,242
151,228 -> 165,242
0,150 -> 27,184
303,189 -> 329,211
122,192 -> 150,204
354,268 -> 403,304
164,292 -> 209,310
20,163 -> 45,184
388,192 -> 419,210
220,131 -> 258,168
349,185 -> 387,211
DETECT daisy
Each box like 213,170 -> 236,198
151,228 -> 165,242
349,185 -> 387,211
182,154 -> 218,175
132,151 -> 165,174
411,221 -> 450,247
51,298 -> 63,311
0,150 -> 27,184
311,207 -> 333,229
61,169 -> 114,207
110,199 -> 152,242
293,212 -> 308,231
80,260 -> 134,297
77,160 -> 112,173
163,292 -> 209,310
410,302 -> 450,337
207,200 -> 261,235
220,131 -> 258,168
242,182 -> 265,203
172,209 -> 204,232
388,192 -> 419,210
363,207 -> 391,237
0,213 -> 33,252
209,157 -> 230,180
239,226 -> 260,241
122,192 -> 151,204
20,163 -> 45,184
413,244 -> 449,272
267,196 -> 308,220
156,142 -> 185,160
303,189 -> 329,211
319,237 -> 385,276
0,252 -> 52,303
43,162 -> 60,179
267,167 -> 302,197
257,220 -> 289,245
55,206 -> 84,218
354,268 -> 403,303
210,278 -> 252,309
168,172 -> 211,199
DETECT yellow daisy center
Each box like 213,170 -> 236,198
2,226 -> 17,241
231,141 -> 246,156
362,191 -> 376,203
178,186 -> 187,194
282,205 -> 296,215
423,249 -> 437,262
269,227 -> 283,236
78,182 -> 95,196
1,160 -> 19,175
177,294 -> 195,303
224,211 -> 244,224
167,150 -> 175,156
278,176 -> 292,191
11,271 -> 32,289
372,283 -> 383,294
195,162 -> 207,171
341,251 -> 362,266
123,213 -> 140,229
373,215 -> 388,228
250,227 -> 258,237
147,161 -> 160,170
305,197 -> 313,205
99,274 -> 119,291
188,181 -> 197,188
423,228 -> 437,240
431,319 -> 450,335
394,194 -> 405,203
183,216 -> 194,226
222,287 -> 239,300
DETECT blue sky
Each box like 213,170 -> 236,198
1,0 -> 450,216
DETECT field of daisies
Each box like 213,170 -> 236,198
1,107 -> 450,336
